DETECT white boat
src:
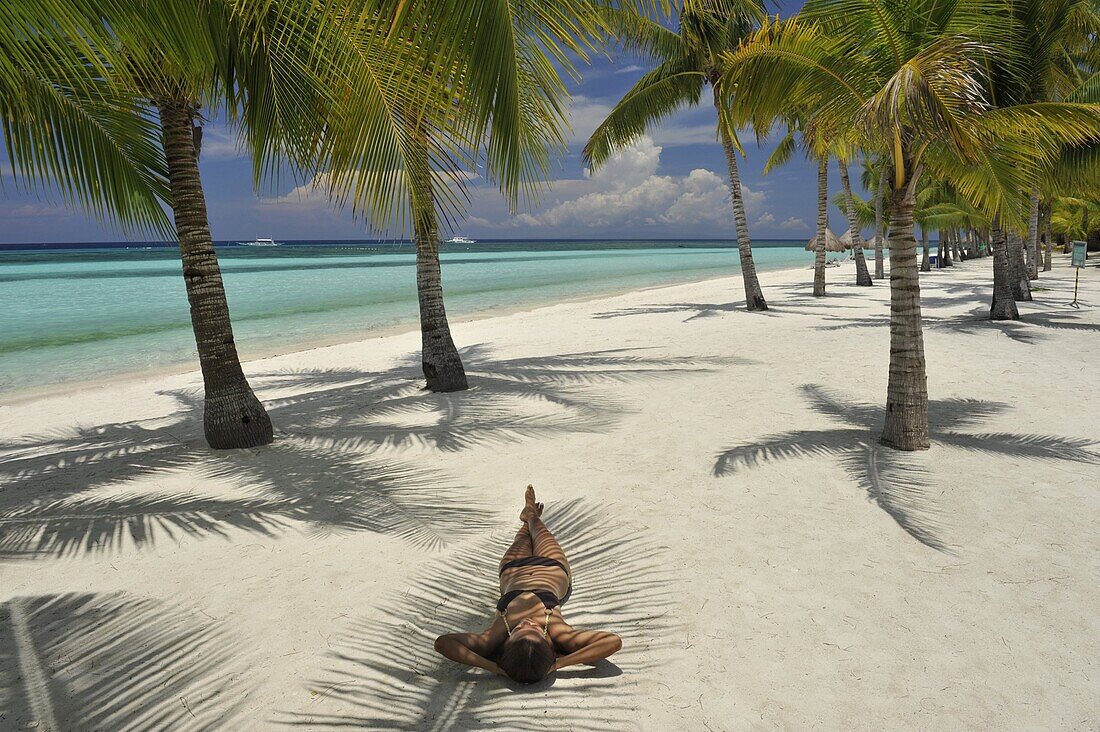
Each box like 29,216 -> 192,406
240,237 -> 280,247
445,236 -> 476,244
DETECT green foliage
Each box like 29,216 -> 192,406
584,0 -> 766,169
721,0 -> 1100,228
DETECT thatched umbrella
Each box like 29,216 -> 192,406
805,228 -> 845,252
840,229 -> 882,250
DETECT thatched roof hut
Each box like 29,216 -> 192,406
805,228 -> 846,252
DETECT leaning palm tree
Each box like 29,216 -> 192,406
317,0 -> 616,391
0,1 -> 347,448
837,151 -> 873,286
585,0 -> 770,310
724,0 -> 1100,450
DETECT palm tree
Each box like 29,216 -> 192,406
871,164 -> 888,278
153,92 -> 274,447
0,1 -> 349,448
761,116 -> 842,294
585,0 -> 770,311
837,155 -> 873,286
316,0 -> 616,391
1042,201 -> 1054,271
1051,196 -> 1100,242
919,183 -> 992,272
723,0 -> 1100,449
987,0 -> 1100,310
813,156 -> 829,296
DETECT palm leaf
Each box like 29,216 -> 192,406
584,59 -> 706,168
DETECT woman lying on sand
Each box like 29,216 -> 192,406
434,486 -> 623,683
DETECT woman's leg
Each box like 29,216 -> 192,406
500,485 -> 542,572
528,514 -> 570,575
499,523 -> 533,572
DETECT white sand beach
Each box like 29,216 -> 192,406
1,259 -> 1098,730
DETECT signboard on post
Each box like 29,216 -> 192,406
1072,240 -> 1087,268
1070,241 -> 1086,308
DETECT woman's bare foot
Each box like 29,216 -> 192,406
519,485 -> 543,522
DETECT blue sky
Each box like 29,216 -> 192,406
1,1 -> 876,245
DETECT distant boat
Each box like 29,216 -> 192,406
445,236 -> 476,244
240,237 -> 280,247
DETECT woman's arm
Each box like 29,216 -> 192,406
551,629 -> 622,670
434,620 -> 508,675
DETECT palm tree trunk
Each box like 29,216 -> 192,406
410,131 -> 468,392
1009,230 -> 1032,300
1025,191 -> 1034,279
1043,204 -> 1053,272
839,161 -> 872,286
813,156 -> 828,297
920,227 -> 931,272
155,97 -> 273,449
940,231 -> 952,267
953,230 -> 962,261
714,93 -> 767,310
990,217 -> 1020,320
874,167 -> 886,279
880,185 -> 929,451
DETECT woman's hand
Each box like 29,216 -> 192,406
435,632 -> 507,676
550,631 -> 622,671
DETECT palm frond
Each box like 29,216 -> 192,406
584,59 -> 706,168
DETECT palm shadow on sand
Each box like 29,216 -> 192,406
713,385 -> 1099,552
0,346 -> 723,561
277,499 -> 675,732
815,305 -> 1100,345
0,592 -> 245,731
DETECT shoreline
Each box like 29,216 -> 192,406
0,262 -> 816,406
2,257 -> 1097,728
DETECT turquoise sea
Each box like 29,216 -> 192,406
0,240 -> 812,395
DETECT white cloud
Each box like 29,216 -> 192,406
477,136 -> 764,234
778,216 -> 809,231
0,201 -> 64,218
266,169 -> 479,209
753,212 -> 775,227
566,96 -> 718,148
614,64 -> 645,74
196,127 -> 245,161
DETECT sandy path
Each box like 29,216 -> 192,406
1,257 -> 1098,730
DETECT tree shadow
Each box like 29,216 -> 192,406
0,346 -> 722,561
815,303 -> 1100,345
592,296 -> 871,323
593,302 -> 745,322
713,385 -> 1099,553
276,498 -> 675,731
0,592 -> 244,730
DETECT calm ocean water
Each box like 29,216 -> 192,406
0,239 -> 812,395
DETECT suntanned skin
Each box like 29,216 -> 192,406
434,486 -> 623,677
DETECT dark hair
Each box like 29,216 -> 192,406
497,635 -> 555,684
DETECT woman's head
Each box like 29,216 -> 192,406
498,619 -> 555,683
